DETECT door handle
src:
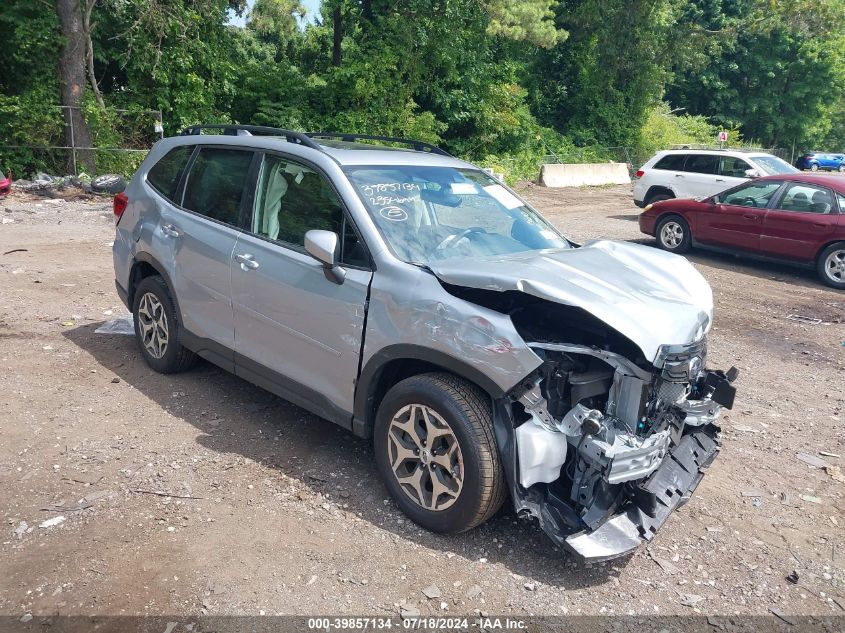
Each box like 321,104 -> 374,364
743,213 -> 759,220
161,223 -> 181,238
235,253 -> 259,270
813,223 -> 826,228
674,174 -> 684,178
715,178 -> 725,182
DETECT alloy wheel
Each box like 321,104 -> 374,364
137,292 -> 169,359
660,221 -> 684,249
824,249 -> 845,283
386,404 -> 464,511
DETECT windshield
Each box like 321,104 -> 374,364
344,166 -> 570,265
753,155 -> 798,175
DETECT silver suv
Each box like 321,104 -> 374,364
112,125 -> 738,561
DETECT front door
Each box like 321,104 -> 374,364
231,153 -> 373,419
760,181 -> 839,262
695,180 -> 784,252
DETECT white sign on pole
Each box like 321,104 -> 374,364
718,131 -> 728,142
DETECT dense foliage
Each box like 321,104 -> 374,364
1,0 -> 843,179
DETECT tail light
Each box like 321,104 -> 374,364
113,192 -> 128,224
635,170 -> 644,179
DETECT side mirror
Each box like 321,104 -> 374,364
744,168 -> 760,178
304,229 -> 346,284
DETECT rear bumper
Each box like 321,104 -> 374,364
563,423 -> 720,561
115,280 -> 130,310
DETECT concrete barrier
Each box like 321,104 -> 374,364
539,162 -> 631,188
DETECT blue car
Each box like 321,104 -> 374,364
795,152 -> 845,172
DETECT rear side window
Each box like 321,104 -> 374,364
654,154 -> 686,171
147,146 -> 192,202
683,155 -> 719,174
183,148 -> 254,227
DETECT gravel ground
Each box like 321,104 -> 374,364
0,184 -> 843,619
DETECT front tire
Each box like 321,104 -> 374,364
817,243 -> 845,289
374,373 -> 506,534
132,275 -> 197,373
838,164 -> 845,173
655,215 -> 692,254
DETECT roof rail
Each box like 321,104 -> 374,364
305,132 -> 452,157
179,124 -> 323,151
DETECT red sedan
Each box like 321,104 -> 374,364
0,168 -> 10,196
639,174 -> 845,289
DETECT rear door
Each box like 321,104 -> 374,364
760,181 -> 839,262
696,180 -> 784,252
159,146 -> 256,360
231,153 -> 373,419
678,154 -> 720,198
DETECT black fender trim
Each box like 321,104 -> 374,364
129,252 -> 183,319
353,344 -> 509,438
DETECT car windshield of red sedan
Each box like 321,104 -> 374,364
753,155 -> 798,175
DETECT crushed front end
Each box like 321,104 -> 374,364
507,338 -> 737,562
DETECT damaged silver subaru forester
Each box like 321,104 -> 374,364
113,126 -> 738,561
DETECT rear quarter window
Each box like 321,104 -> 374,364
654,154 -> 687,171
146,145 -> 193,202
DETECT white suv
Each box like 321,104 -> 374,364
633,149 -> 798,207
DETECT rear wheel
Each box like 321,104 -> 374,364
374,373 -> 506,534
646,191 -> 674,205
810,162 -> 820,172
655,215 -> 692,254
132,275 -> 197,373
817,243 -> 845,290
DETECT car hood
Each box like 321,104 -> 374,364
429,240 -> 713,363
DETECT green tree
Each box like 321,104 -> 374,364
530,0 -> 677,148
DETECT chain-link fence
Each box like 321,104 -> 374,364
0,105 -> 163,179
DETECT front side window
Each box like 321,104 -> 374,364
344,166 -> 569,266
777,183 -> 834,214
719,181 -> 782,207
683,154 -> 719,175
182,148 -> 254,226
252,155 -> 367,267
752,155 -> 798,175
718,156 -> 751,178
147,145 -> 193,202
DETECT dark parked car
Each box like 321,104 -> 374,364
795,152 -> 845,172
639,174 -> 845,289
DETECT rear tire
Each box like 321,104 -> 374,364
810,163 -> 820,172
132,275 -> 197,373
817,243 -> 845,290
374,373 -> 506,534
646,191 -> 674,205
655,215 -> 692,254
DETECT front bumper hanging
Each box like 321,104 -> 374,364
564,422 -> 720,561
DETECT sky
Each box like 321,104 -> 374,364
228,0 -> 323,27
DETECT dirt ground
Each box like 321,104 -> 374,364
1,183 -> 843,620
